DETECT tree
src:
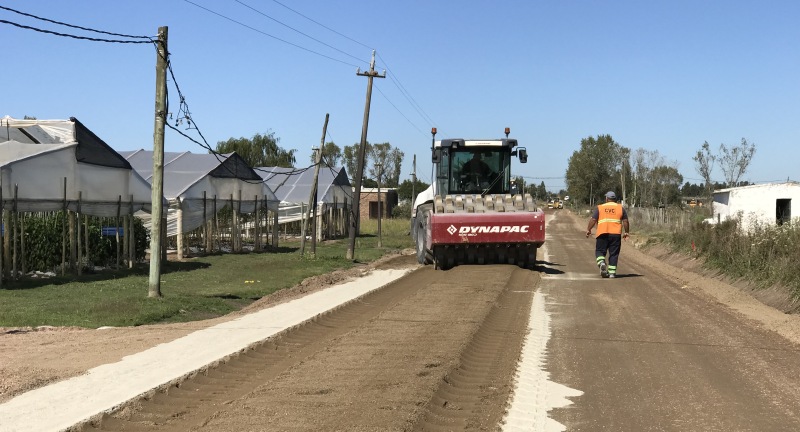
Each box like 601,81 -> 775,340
693,141 -> 716,198
565,135 -> 626,205
311,141 -> 342,167
215,131 -> 296,168
343,141 -> 404,188
397,178 -> 430,202
719,138 -> 756,187
342,143 -> 359,181
629,148 -> 681,207
651,165 -> 683,206
681,182 -> 704,197
525,181 -> 547,200
367,143 -> 404,188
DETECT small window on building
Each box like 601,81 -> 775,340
776,199 -> 791,225
369,201 -> 384,219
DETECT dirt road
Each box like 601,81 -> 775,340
3,209 -> 800,431
72,261 -> 534,431
543,210 -> 800,431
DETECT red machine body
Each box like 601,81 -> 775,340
429,212 -> 545,246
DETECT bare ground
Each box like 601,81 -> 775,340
3,214 -> 800,415
0,251 -> 419,404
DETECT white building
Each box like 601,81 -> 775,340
710,181 -> 800,230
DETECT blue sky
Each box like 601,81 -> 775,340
2,0 -> 798,192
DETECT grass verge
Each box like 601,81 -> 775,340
0,219 -> 414,328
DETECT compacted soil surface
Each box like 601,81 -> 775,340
3,210 -> 800,431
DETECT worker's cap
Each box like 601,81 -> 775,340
605,191 -> 617,200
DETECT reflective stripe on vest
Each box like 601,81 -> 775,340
596,202 -> 623,236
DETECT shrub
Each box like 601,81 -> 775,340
14,212 -> 148,272
667,215 -> 800,301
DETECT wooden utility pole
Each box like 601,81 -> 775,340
411,154 -> 417,206
301,114 -> 328,256
148,26 -> 168,298
376,162 -> 382,248
347,50 -> 385,260
312,114 -> 328,256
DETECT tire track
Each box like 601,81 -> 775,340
78,264 -> 539,431
413,268 -> 536,431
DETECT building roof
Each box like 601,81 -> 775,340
256,165 -> 352,205
714,181 -> 800,194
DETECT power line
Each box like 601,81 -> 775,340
376,53 -> 436,127
161,48 -> 310,185
0,5 -> 153,39
0,19 -> 154,43
269,0 -> 373,51
256,1 -> 438,139
374,86 -> 428,138
1,5 -> 306,187
182,0 -> 361,68
234,0 -> 366,66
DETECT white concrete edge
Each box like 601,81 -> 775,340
501,240 -> 584,431
0,268 -> 413,432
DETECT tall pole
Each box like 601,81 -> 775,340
411,154 -> 416,207
376,163 -> 382,248
312,114 -> 328,255
301,114 -> 328,257
148,26 -> 168,298
347,50 -> 385,260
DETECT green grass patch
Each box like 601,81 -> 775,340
0,219 -> 414,328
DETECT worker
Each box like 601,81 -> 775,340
585,191 -> 630,278
462,151 -> 493,183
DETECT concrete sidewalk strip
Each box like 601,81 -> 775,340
0,268 -> 412,432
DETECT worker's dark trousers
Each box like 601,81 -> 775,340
595,234 -> 622,269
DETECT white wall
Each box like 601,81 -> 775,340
711,182 -> 800,230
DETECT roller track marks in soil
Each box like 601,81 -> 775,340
413,267 -> 535,431
78,271 -> 435,432
78,265 -> 538,431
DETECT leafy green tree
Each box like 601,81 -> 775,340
397,178 -> 430,202
367,143 -> 404,188
628,148 -> 682,207
311,141 -> 342,167
651,165 -> 683,206
215,131 -> 296,168
565,135 -> 626,205
342,143 -> 360,180
526,181 -> 547,200
681,182 -> 704,197
343,141 -> 404,187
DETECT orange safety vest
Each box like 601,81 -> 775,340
596,202 -> 624,236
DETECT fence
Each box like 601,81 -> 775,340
627,206 -> 710,233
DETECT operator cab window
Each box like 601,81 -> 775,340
449,148 -> 508,194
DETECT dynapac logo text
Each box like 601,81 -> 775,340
452,225 -> 530,235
